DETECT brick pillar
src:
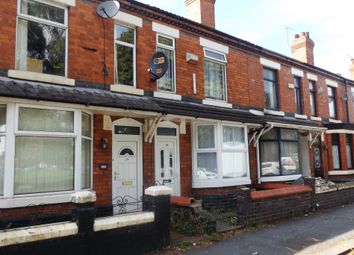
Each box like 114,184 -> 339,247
143,186 -> 172,248
235,188 -> 252,226
72,191 -> 97,234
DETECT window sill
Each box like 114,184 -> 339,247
249,109 -> 265,116
328,170 -> 354,176
154,91 -> 182,101
52,0 -> 76,6
111,84 -> 144,96
264,109 -> 285,116
329,119 -> 342,123
294,113 -> 308,120
202,99 -> 232,108
192,178 -> 251,189
0,192 -> 75,209
8,70 -> 75,86
310,116 -> 322,121
260,174 -> 302,182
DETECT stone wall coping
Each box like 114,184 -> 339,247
251,185 -> 312,201
71,191 -> 97,204
145,186 -> 172,196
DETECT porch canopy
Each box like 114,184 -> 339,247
324,123 -> 354,134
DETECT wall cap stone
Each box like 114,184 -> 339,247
71,191 -> 96,204
145,186 -> 172,196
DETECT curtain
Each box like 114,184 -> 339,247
198,125 -> 215,149
223,126 -> 244,150
280,142 -> 300,175
260,141 -> 279,176
157,47 -> 174,92
222,152 -> 246,178
332,145 -> 340,169
197,152 -> 217,180
14,137 -> 74,194
204,60 -> 226,101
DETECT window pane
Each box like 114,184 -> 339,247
20,0 -> 65,24
18,108 -> 74,132
157,47 -> 174,92
197,152 -> 217,180
280,142 -> 300,175
0,105 -> 6,133
81,139 -> 91,189
260,141 -> 279,176
329,96 -> 336,118
158,35 -> 173,47
310,92 -> 316,116
222,152 -> 246,178
309,80 -> 315,91
14,137 -> 74,194
17,19 -> 66,76
263,68 -> 276,81
116,44 -> 134,86
157,127 -> 177,136
262,129 -> 277,140
223,126 -> 245,150
198,125 -> 215,149
281,129 -> 298,140
0,136 -> 5,196
328,87 -> 334,96
115,25 -> 134,44
204,60 -> 226,101
114,126 -> 140,135
332,145 -> 340,169
264,80 -> 278,109
82,113 -> 91,137
205,49 -> 226,61
346,135 -> 353,169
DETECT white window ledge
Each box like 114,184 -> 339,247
295,113 -> 308,120
261,174 -> 302,182
192,179 -> 251,189
114,11 -> 143,27
0,222 -> 78,248
202,99 -> 232,108
291,68 -> 304,77
8,70 -> 75,86
249,109 -> 264,116
94,212 -> 154,232
260,58 -> 281,70
328,170 -> 354,176
50,0 -> 76,7
111,84 -> 144,96
329,119 -> 342,123
326,79 -> 339,88
264,109 -> 285,116
307,73 -> 318,81
0,193 -> 74,208
310,116 -> 322,121
154,91 -> 181,101
152,22 -> 179,38
199,38 -> 229,54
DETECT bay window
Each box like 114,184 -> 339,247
16,0 -> 67,76
260,128 -> 300,177
0,104 -> 92,199
193,122 -> 250,187
346,134 -> 353,169
331,134 -> 340,169
157,34 -> 175,92
115,24 -> 136,86
204,49 -> 227,101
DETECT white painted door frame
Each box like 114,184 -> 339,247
154,121 -> 181,196
112,118 -> 143,206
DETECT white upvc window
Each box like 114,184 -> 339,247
0,106 -> 5,196
16,0 -> 68,76
203,49 -> 227,101
193,121 -> 250,188
156,34 -> 176,93
0,103 -> 92,199
114,23 -> 136,87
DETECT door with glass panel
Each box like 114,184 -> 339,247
155,127 -> 180,195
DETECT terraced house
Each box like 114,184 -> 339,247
1,0 -> 354,253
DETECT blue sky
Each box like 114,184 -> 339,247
138,0 -> 354,78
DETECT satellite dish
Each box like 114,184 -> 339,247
97,1 -> 120,19
148,52 -> 169,80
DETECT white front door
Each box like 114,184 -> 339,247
155,130 -> 180,195
112,140 -> 139,214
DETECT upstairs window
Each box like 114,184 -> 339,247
204,49 -> 227,101
309,80 -> 317,116
157,34 -> 175,92
263,68 -> 278,110
16,0 -> 67,76
328,87 -> 337,119
115,24 -> 136,86
294,76 -> 302,114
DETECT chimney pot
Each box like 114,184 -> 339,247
291,31 -> 315,65
185,0 -> 216,28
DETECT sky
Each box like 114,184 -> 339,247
138,0 -> 354,78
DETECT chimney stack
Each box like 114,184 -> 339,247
291,32 -> 315,65
184,0 -> 216,28
350,59 -> 354,80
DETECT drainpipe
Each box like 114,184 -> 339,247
344,78 -> 350,123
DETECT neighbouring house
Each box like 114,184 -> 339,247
0,0 -> 354,252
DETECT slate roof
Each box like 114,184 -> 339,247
324,123 -> 354,130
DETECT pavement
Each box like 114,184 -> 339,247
184,203 -> 354,255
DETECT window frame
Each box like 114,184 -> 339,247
203,48 -> 228,102
192,121 -> 250,188
156,33 -> 176,93
328,87 -> 337,119
259,128 -> 301,177
1,102 -> 92,199
293,76 -> 303,114
309,80 -> 317,116
114,23 -> 137,87
16,0 -> 69,77
263,67 -> 279,111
